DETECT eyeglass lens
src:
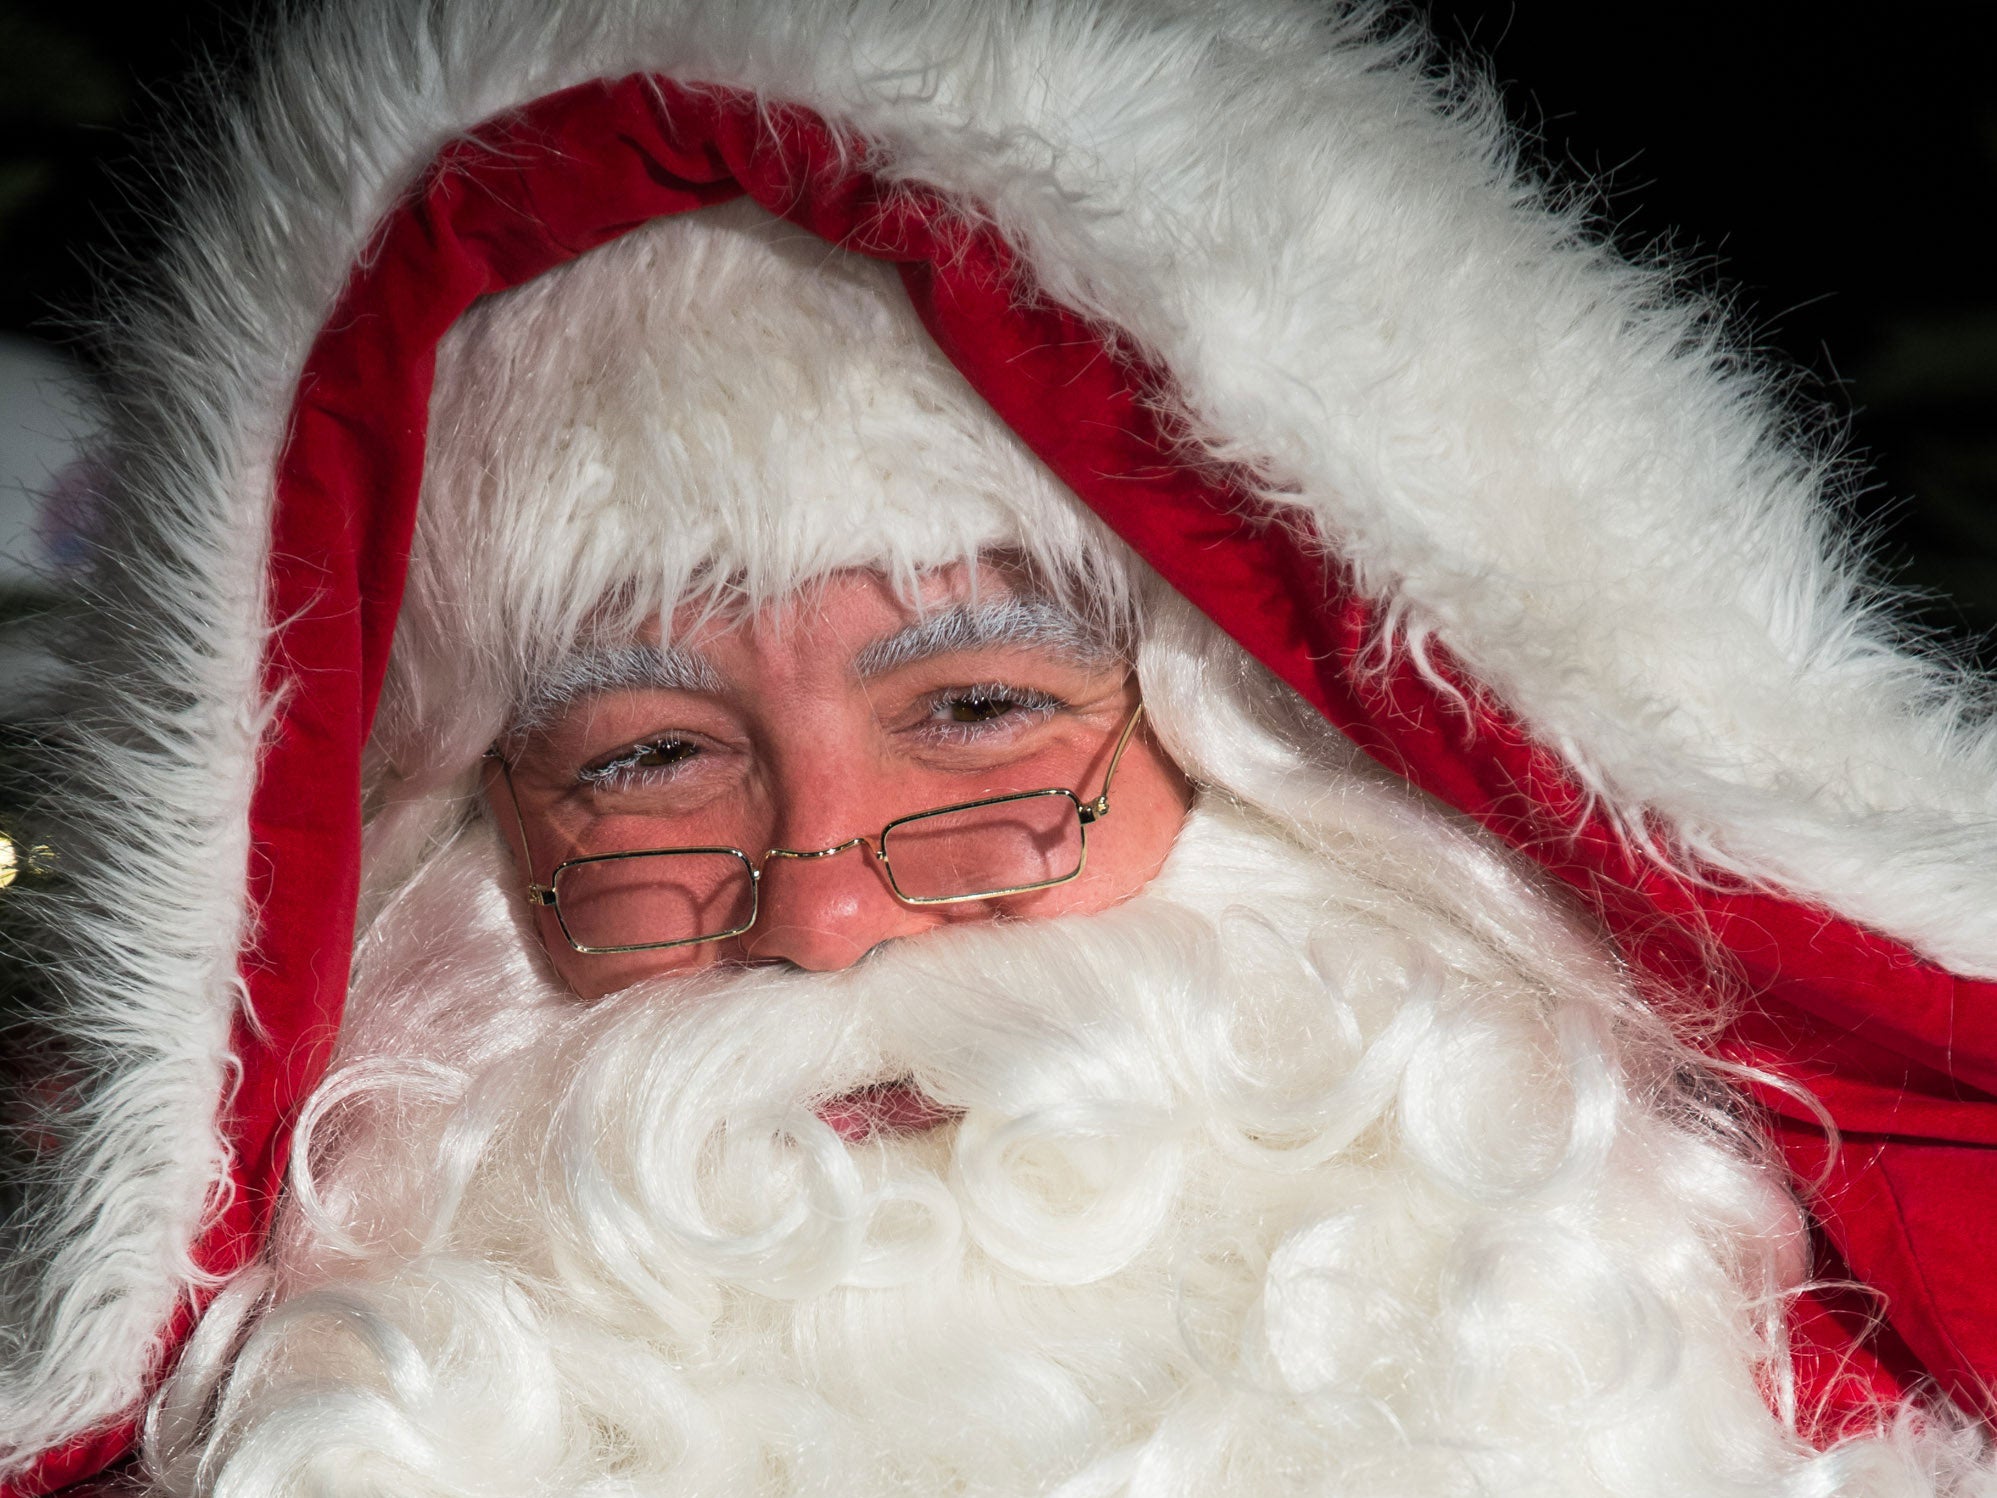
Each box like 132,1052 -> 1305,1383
880,792 -> 1084,902
554,850 -> 758,952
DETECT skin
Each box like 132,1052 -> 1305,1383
487,565 -> 1193,1003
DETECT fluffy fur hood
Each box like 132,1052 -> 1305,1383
3,0 -> 1995,1491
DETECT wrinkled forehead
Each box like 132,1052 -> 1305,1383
378,200 -> 1140,779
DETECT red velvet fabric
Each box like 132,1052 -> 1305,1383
16,73 -> 1997,1497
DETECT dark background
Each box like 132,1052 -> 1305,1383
1423,4 -> 1997,661
0,3 -> 1993,651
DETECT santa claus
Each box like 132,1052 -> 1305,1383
2,2 -> 1994,1496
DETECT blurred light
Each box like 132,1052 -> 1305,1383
0,831 -> 52,889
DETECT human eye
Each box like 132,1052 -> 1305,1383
576,736 -> 700,790
918,683 -> 1064,741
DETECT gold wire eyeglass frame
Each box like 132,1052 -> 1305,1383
487,702 -> 1147,955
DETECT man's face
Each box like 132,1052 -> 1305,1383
485,563 -> 1192,1007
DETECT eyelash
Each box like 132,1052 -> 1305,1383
917,683 -> 1064,740
576,738 -> 697,788
575,683 -> 1065,789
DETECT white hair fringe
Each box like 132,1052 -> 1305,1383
373,201 -> 1142,789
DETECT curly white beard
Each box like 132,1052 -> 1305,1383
143,797 -> 1972,1498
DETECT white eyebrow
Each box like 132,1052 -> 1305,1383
850,596 -> 1116,680
511,642 -> 724,734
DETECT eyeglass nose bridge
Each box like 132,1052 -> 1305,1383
760,835 -> 884,866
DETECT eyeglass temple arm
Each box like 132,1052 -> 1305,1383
483,749 -> 558,907
1079,702 -> 1146,825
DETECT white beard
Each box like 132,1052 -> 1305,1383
145,798 -> 1966,1498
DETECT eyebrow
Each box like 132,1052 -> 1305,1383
850,596 -> 1117,680
511,596 -> 1115,734
510,642 -> 723,734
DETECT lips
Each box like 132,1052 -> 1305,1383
815,1078 -> 958,1142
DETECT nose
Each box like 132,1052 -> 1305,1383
744,832 -> 931,972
